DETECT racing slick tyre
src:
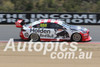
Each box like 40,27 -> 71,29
71,33 -> 82,42
30,33 -> 40,41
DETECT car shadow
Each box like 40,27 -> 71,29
14,39 -> 90,43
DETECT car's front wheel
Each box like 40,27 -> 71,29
30,33 -> 40,41
71,33 -> 82,42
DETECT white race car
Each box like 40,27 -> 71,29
15,19 -> 92,42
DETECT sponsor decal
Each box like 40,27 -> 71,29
40,34 -> 54,38
40,24 -> 47,27
30,28 -> 51,34
55,29 -> 69,38
30,28 -> 53,38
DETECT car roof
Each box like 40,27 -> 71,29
30,19 -> 65,26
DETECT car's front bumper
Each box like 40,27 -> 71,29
80,30 -> 92,41
82,35 -> 92,41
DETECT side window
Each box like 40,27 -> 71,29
49,23 -> 63,29
33,23 -> 48,28
33,24 -> 40,28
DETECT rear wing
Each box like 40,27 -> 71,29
15,19 -> 25,28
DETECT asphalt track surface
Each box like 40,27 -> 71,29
0,25 -> 100,42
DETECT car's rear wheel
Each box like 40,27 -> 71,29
72,33 -> 82,42
30,33 -> 40,41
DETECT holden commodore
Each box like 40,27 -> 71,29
15,19 -> 92,42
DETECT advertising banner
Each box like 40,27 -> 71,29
0,13 -> 100,25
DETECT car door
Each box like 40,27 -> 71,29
49,23 -> 69,39
32,23 -> 55,39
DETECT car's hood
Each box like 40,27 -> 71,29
69,25 -> 88,31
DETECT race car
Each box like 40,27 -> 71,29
15,19 -> 92,42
